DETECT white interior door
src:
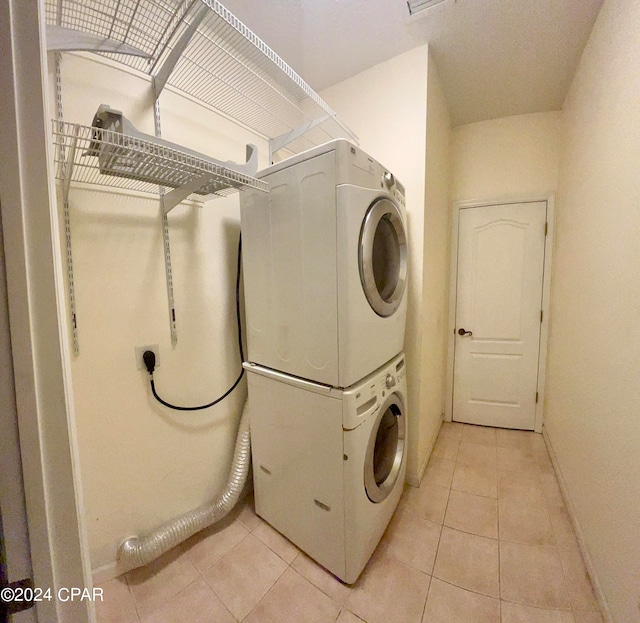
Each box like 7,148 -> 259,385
453,202 -> 547,430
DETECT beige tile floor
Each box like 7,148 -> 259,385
96,423 -> 604,623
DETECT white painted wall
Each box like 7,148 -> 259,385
52,53 -> 268,572
450,111 -> 562,203
545,0 -> 640,619
322,46 -> 452,483
417,56 -> 452,479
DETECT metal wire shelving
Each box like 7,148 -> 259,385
52,119 -> 267,208
45,0 -> 358,160
45,0 -> 357,348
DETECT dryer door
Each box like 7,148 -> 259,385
359,198 -> 408,317
364,393 -> 406,503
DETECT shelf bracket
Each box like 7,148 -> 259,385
46,25 -> 152,58
269,116 -> 331,162
54,51 -> 81,356
60,128 -> 81,355
152,3 -> 209,100
161,172 -> 220,214
161,144 -> 259,214
61,128 -> 78,200
152,100 -> 178,346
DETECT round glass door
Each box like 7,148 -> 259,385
359,198 -> 407,317
364,394 -> 406,503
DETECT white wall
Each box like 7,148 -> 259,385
450,111 -> 562,203
322,46 -> 449,483
545,0 -> 640,619
417,55 -> 452,479
52,52 -> 268,572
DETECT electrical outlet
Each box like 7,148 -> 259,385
135,344 -> 160,370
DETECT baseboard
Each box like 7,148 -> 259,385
542,426 -> 614,623
90,482 -> 255,586
92,560 -> 121,585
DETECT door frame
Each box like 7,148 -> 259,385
0,199 -> 36,623
0,2 -> 92,622
444,195 -> 555,433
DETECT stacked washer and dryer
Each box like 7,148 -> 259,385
240,139 -> 409,583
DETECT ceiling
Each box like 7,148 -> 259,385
220,0 -> 603,127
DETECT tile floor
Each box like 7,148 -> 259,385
95,423 -> 604,623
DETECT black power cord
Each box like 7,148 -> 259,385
143,234 -> 245,411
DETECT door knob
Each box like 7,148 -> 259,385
458,328 -> 473,336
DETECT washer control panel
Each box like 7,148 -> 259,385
343,354 -> 406,430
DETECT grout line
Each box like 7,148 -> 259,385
419,573 -> 433,622
429,575 -> 500,602
500,597 -> 574,613
428,430 -> 450,597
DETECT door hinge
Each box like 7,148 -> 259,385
536,391 -> 539,404
544,222 -> 548,236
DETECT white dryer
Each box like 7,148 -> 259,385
240,139 -> 408,388
245,353 -> 407,584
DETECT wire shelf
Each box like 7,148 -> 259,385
45,0 -> 191,71
52,119 -> 268,200
162,1 -> 355,148
44,0 -> 357,157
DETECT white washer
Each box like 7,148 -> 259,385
240,139 -> 408,388
245,353 -> 407,584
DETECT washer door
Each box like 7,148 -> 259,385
364,393 -> 406,503
359,198 -> 408,317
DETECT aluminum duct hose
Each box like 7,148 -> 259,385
117,400 -> 251,572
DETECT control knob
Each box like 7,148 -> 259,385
383,171 -> 395,189
385,374 -> 396,389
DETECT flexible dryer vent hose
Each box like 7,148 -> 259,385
117,400 -> 251,572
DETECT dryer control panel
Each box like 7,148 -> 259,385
381,170 -> 406,206
341,141 -> 405,207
